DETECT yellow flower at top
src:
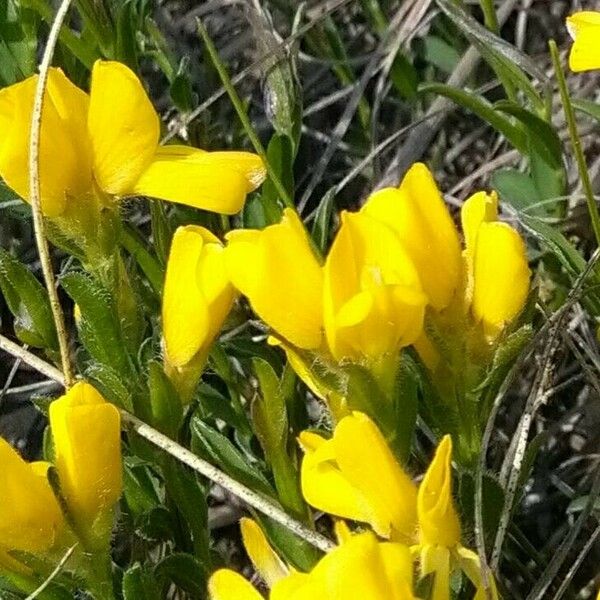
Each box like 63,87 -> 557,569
163,225 -> 235,369
461,191 -> 530,339
566,11 -> 600,72
323,210 -> 427,362
225,208 -> 324,351
0,60 -> 265,217
364,165 -> 530,342
362,162 -> 462,311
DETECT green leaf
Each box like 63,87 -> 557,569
154,553 -> 208,597
148,361 -> 183,437
389,52 -> 419,100
115,0 -> 138,69
311,188 -> 336,253
120,225 -> 164,296
259,134 -> 294,223
123,458 -> 161,516
0,249 -> 58,349
418,83 -> 526,152
495,101 -> 563,170
391,352 -> 420,463
61,272 -> 133,378
191,417 -> 274,497
170,57 -> 197,113
0,0 -> 37,85
122,564 -> 161,600
252,358 -> 307,519
162,458 -> 210,564
86,363 -> 134,411
254,514 -> 322,572
435,0 -> 546,109
491,169 -> 542,215
421,35 -> 461,74
572,98 -> 600,123
459,472 -> 505,549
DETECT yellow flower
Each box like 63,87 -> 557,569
240,518 -> 289,587
566,12 -> 600,72
0,60 -> 265,217
208,529 -> 415,600
417,435 -> 497,600
163,225 -> 235,368
362,162 -> 462,310
299,412 -> 418,542
209,569 -> 263,600
299,415 -> 496,600
324,211 -> 427,362
225,208 -> 324,350
461,191 -> 530,339
49,381 -> 122,539
0,438 -> 64,554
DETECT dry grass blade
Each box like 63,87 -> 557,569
27,0 -> 75,388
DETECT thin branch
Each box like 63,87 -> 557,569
0,334 -> 335,554
28,0 -> 75,387
122,412 -> 335,553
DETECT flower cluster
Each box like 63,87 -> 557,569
209,412 -> 495,600
0,61 -> 265,218
0,382 -> 121,587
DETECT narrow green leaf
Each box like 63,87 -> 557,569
154,553 -> 207,597
61,272 -> 133,378
191,417 -> 274,497
0,249 -> 58,349
311,188 -> 336,253
418,83 -> 526,151
162,458 -> 211,565
122,564 -> 161,600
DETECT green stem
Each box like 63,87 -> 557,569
479,0 -> 499,34
549,39 -> 600,248
197,20 -> 295,211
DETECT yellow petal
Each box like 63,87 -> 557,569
163,225 -> 234,367
379,542 -> 415,600
420,544 -> 451,600
49,381 -> 122,531
225,209 -> 324,349
240,518 -> 288,587
362,163 -> 462,310
208,569 -> 264,600
460,191 -> 498,260
303,532 -> 402,599
88,60 -> 159,195
0,68 -> 92,217
271,572 -> 313,600
133,146 -> 265,214
324,211 -> 426,361
418,435 -> 460,548
567,12 -> 600,72
471,221 -> 530,338
455,545 -> 498,600
299,430 -> 375,526
333,412 -> 418,541
0,438 -> 63,553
